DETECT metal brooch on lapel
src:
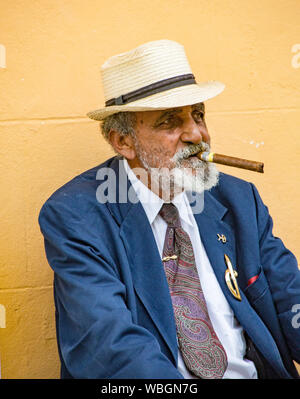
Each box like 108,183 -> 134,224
217,234 -> 227,243
224,254 -> 241,301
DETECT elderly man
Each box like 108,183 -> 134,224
39,40 -> 300,379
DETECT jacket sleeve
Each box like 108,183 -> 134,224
251,183 -> 300,364
38,199 -> 183,379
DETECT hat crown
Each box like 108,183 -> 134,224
101,40 -> 192,101
87,39 -> 225,121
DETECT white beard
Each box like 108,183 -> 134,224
144,163 -> 219,202
132,140 -> 219,201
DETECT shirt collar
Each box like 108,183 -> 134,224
123,159 -> 194,227
123,159 -> 163,225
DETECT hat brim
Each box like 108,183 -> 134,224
87,81 -> 225,121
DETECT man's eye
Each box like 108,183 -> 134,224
193,111 -> 204,120
154,115 -> 181,129
160,117 -> 175,126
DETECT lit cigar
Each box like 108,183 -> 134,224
198,151 -> 264,173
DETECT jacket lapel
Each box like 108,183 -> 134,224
119,201 -> 178,364
191,191 -> 291,378
105,159 -> 178,365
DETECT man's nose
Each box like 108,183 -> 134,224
180,117 -> 210,145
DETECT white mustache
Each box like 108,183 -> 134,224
172,142 -> 210,164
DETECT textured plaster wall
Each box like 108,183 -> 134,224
0,0 -> 299,378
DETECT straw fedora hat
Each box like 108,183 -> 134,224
87,39 -> 225,121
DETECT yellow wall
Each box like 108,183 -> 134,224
0,0 -> 299,378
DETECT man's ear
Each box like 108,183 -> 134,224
109,130 -> 136,160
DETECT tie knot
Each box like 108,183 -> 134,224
159,203 -> 181,227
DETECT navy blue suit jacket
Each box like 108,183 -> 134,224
38,156 -> 300,378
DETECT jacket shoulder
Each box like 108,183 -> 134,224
212,172 -> 255,200
42,156 -> 118,203
210,172 -> 269,230
217,171 -> 252,188
38,156 -> 120,224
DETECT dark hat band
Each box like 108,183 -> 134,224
105,73 -> 196,106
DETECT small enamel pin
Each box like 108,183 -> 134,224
217,234 -> 227,243
224,254 -> 241,301
162,255 -> 178,262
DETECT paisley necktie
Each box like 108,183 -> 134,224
159,203 -> 227,378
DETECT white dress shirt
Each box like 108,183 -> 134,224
123,159 -> 257,379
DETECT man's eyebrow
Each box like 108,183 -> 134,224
153,108 -> 183,126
